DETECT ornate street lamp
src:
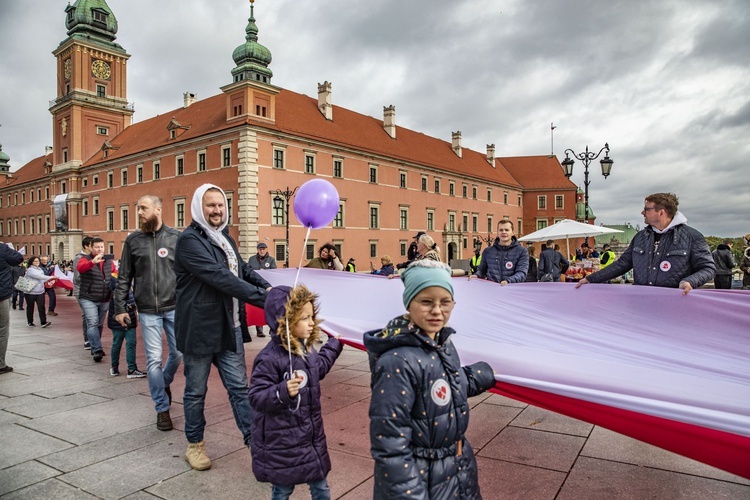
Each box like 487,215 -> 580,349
561,143 -> 614,243
273,186 -> 298,268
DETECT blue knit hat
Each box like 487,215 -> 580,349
401,260 -> 454,309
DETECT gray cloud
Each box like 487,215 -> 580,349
0,0 -> 748,237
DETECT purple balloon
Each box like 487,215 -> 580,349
293,179 -> 340,229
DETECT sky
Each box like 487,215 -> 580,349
0,0 -> 748,237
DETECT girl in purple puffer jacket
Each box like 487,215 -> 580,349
249,285 -> 342,500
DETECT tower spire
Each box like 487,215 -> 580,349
231,0 -> 273,84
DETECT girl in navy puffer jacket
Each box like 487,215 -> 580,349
364,261 -> 496,499
249,285 -> 342,499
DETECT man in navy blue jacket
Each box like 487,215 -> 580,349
473,219 -> 529,285
175,184 -> 271,471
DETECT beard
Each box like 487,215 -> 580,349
140,214 -> 160,233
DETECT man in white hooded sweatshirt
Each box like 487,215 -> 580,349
174,184 -> 271,471
577,192 -> 715,294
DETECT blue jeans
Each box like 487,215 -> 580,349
271,478 -> 331,500
139,310 -> 182,413
183,326 -> 252,446
110,328 -> 137,372
80,299 -> 108,353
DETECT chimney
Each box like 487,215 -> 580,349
183,92 -> 197,108
452,131 -> 462,158
45,146 -> 53,156
383,105 -> 396,139
317,81 -> 332,120
486,144 -> 495,166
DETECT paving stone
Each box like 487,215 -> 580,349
119,491 -> 161,500
0,368 -> 100,398
478,426 -> 585,472
0,409 -> 31,426
0,460 -> 61,496
146,445 -> 265,499
38,425 -> 181,473
5,392 -> 109,419
339,371 -> 372,387
320,384 -> 371,415
21,394 -> 158,445
339,476 -> 375,499
83,379 -> 150,400
466,400 -> 523,450
476,456 -> 566,500
558,456 -> 750,500
36,380 -> 113,399
510,405 -> 593,437
325,400 -> 371,459
581,426 -> 750,484
325,449 -> 375,499
320,367 -> 367,385
2,478 -> 98,499
58,439 -> 191,499
483,392 -> 530,408
0,423 -> 72,469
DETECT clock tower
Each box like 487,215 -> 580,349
49,0 -> 133,258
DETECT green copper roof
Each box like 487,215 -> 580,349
0,144 -> 10,172
62,0 -> 124,52
231,2 -> 273,83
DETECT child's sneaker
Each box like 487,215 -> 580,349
110,367 -> 120,376
127,369 -> 146,379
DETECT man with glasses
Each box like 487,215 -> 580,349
577,193 -> 714,294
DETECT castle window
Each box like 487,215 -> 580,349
96,85 -> 105,97
97,126 -> 108,135
222,146 -> 231,167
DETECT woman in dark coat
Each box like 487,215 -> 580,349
364,260 -> 496,499
248,285 -> 342,498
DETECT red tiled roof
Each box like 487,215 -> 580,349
86,87 -> 522,188
499,155 -> 577,190
7,153 -> 52,186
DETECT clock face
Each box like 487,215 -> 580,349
92,59 -> 111,79
64,58 -> 71,79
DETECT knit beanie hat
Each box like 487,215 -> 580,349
402,260 -> 454,309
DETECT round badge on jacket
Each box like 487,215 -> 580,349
293,369 -> 308,389
264,262 -> 270,268
431,379 -> 452,407
158,248 -> 169,258
660,261 -> 671,272
505,261 -> 514,269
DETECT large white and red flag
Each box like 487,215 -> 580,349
255,268 -> 750,479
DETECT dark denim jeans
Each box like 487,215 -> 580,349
110,327 -> 137,372
271,478 -> 331,500
183,327 -> 252,446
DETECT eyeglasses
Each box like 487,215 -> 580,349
642,206 -> 659,212
416,299 -> 455,312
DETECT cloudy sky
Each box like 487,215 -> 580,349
1,0 -> 748,237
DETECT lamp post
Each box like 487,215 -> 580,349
561,143 -> 614,243
273,186 -> 298,268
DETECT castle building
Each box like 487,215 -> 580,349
0,0 -> 577,266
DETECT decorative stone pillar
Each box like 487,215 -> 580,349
237,127 -> 260,255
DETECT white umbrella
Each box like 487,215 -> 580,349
518,219 -> 623,259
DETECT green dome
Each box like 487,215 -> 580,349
231,2 -> 273,84
0,144 -> 10,172
65,0 -> 118,43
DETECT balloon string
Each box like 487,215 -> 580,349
287,225 -> 312,380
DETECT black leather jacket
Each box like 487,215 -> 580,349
114,224 -> 180,315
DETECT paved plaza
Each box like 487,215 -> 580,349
0,294 -> 748,499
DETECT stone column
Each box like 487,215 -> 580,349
237,127 -> 260,256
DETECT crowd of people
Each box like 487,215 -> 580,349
0,189 -> 742,499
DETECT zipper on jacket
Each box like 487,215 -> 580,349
152,232 -> 160,312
